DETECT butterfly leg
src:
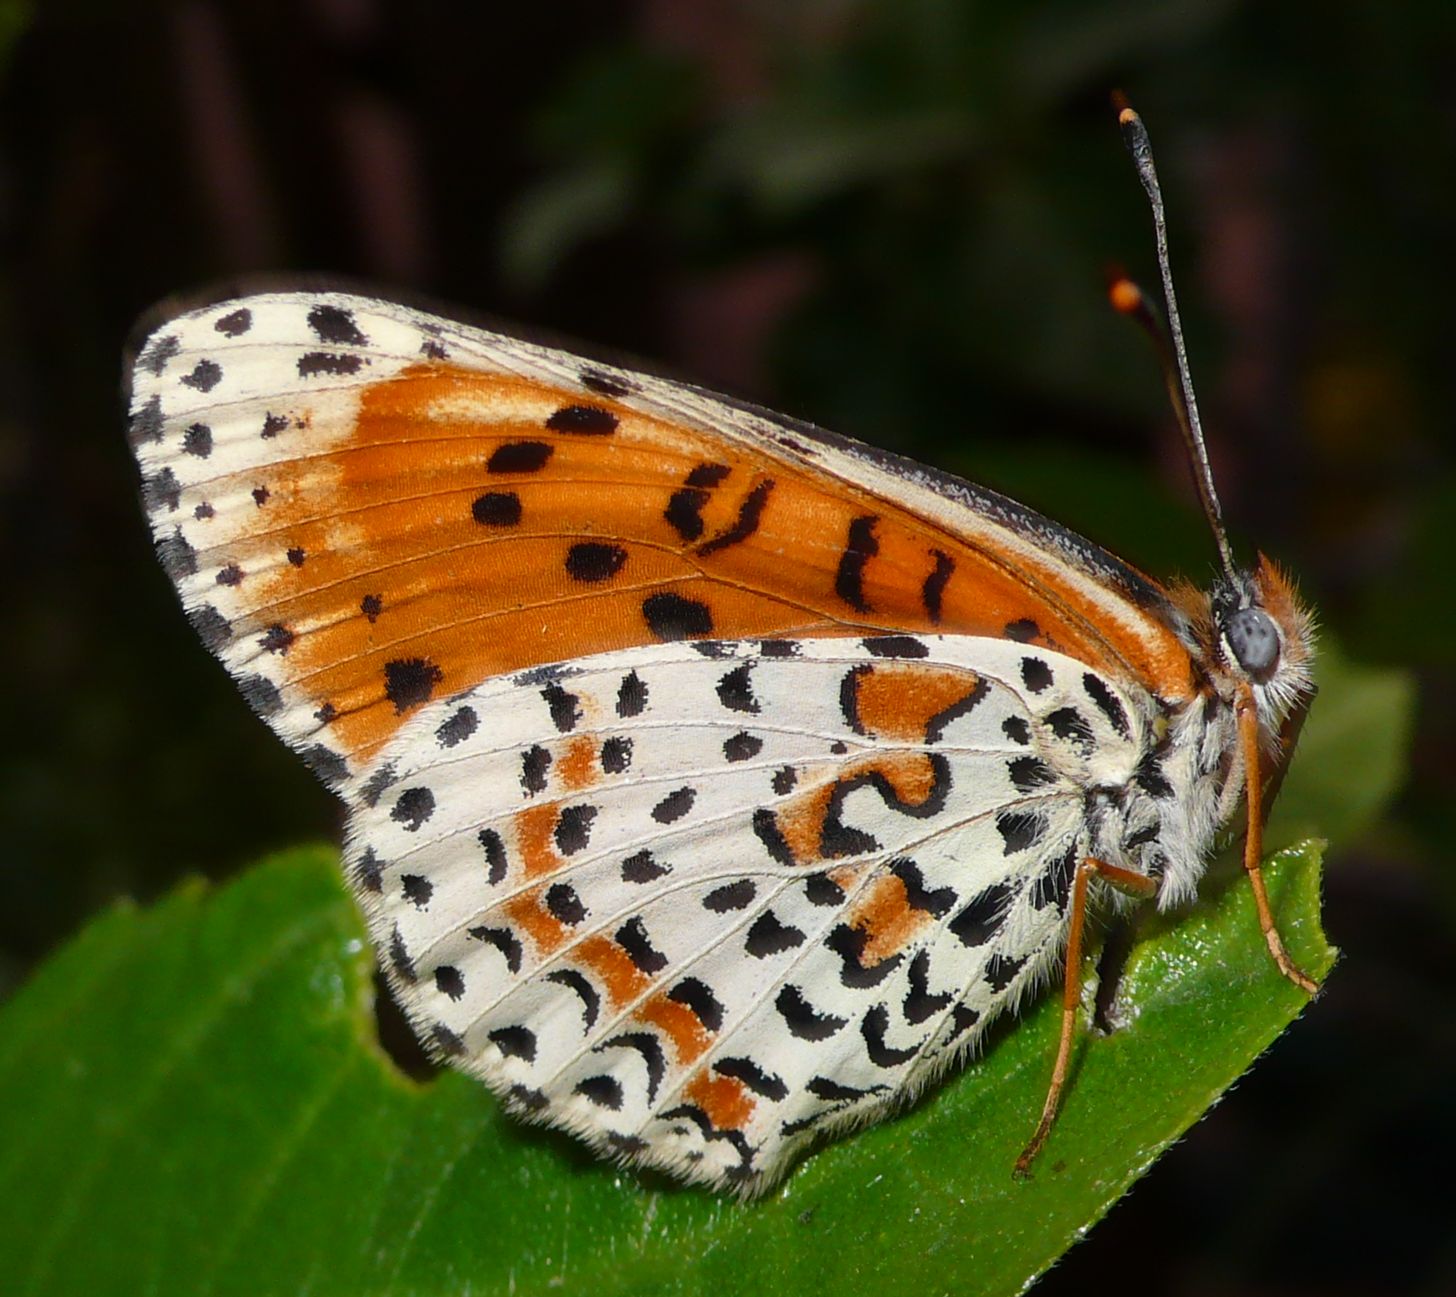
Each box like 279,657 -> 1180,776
1014,856 -> 1157,1178
1236,683 -> 1320,995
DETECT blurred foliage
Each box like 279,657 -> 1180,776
0,0 -> 1449,1292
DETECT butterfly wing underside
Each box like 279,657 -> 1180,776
353,635 -> 1142,1188
126,291 -> 1195,793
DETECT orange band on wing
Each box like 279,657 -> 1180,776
202,363 -> 1194,766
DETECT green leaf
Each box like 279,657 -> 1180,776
2,832 -> 1334,1297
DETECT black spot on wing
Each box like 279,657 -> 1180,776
752,807 -> 795,865
434,965 -> 464,1000
651,787 -> 695,824
297,351 -> 362,377
1082,674 -> 1131,737
997,810 -> 1048,854
642,593 -> 713,641
489,1024 -> 536,1061
354,848 -> 383,893
129,394 -> 163,446
697,478 -> 774,557
158,529 -> 197,579
565,542 -> 627,582
574,1075 -> 623,1109
804,872 -> 845,906
600,736 -> 633,774
554,805 -> 597,855
580,368 -> 633,398
903,950 -> 952,1024
545,883 -> 587,925
182,422 -> 212,457
922,550 -> 954,623
478,828 -> 507,883
616,670 -> 648,717
724,732 -> 762,762
431,1024 -> 466,1057
950,882 -> 1014,947
614,917 -> 667,974
776,985 -> 846,1040
984,953 -> 1026,991
716,663 -> 759,713
834,515 -> 879,612
487,440 -> 553,473
436,706 -> 478,748
546,968 -> 599,1031
686,463 -> 731,488
1008,755 -> 1058,793
187,603 -> 231,651
391,787 -> 435,832
715,1057 -> 788,1102
520,745 -> 551,794
238,674 -> 282,717
259,623 -> 294,654
745,911 -> 805,958
214,307 -> 251,336
307,303 -> 368,346
388,926 -> 416,982
861,635 -> 928,658
470,926 -> 523,973
508,1085 -> 549,1112
299,744 -> 348,788
861,1004 -> 918,1067
542,683 -> 582,732
1003,618 -> 1039,642
472,491 -> 522,526
668,977 -> 724,1032
359,763 -> 396,808
384,658 -> 443,712
703,880 -> 756,912
621,849 -> 669,884
180,360 -> 221,392
1003,716 -> 1030,745
1021,657 -> 1053,693
137,333 -> 179,375
546,404 -> 617,434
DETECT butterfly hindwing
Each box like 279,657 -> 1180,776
349,634 -> 1143,1188
128,291 -> 1196,793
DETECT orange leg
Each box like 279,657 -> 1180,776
1235,683 -> 1319,995
1014,856 -> 1157,1178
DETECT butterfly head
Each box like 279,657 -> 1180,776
1209,554 -> 1316,735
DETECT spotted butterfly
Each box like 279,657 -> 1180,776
125,112 -> 1317,1194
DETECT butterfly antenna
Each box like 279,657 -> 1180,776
1112,96 -> 1239,585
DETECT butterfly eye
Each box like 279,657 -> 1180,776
1224,607 -> 1281,682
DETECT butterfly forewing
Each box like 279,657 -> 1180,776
128,291 -> 1196,792
348,635 -> 1142,1187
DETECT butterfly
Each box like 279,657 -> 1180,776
125,108 -> 1317,1195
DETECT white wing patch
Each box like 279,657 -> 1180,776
349,634 -> 1146,1190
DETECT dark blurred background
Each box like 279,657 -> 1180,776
1,1 -> 1451,1291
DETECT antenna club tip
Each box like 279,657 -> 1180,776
1117,105 -> 1140,128
1109,277 -> 1143,315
